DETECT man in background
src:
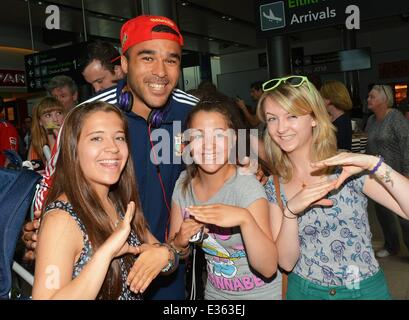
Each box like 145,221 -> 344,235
80,41 -> 125,93
47,75 -> 78,112
236,81 -> 265,138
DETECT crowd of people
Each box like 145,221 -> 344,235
2,14 -> 409,301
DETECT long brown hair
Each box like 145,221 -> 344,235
43,101 -> 147,299
31,97 -> 64,163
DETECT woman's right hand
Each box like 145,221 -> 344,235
101,201 -> 139,259
286,180 -> 337,215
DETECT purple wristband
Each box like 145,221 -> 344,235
370,156 -> 384,174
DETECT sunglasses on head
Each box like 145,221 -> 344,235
262,75 -> 312,93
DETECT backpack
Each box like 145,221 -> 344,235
0,168 -> 41,299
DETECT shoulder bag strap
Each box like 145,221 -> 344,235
273,175 -> 289,300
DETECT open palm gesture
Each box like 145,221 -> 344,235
312,152 -> 379,189
104,201 -> 139,258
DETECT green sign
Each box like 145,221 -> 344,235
256,0 -> 409,37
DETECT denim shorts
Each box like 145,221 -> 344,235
286,270 -> 392,300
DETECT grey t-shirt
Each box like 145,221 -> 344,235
172,169 -> 282,300
366,109 -> 409,175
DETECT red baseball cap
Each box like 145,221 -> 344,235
120,15 -> 184,54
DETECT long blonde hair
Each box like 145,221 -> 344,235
257,78 -> 337,182
31,96 -> 64,163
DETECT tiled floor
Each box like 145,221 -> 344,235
368,200 -> 409,300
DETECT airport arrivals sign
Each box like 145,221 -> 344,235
256,0 -> 409,36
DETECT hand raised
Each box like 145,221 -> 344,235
287,180 -> 337,215
187,204 -> 248,228
235,98 -> 246,110
312,152 -> 379,189
103,201 -> 139,259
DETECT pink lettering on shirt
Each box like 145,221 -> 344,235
208,273 -> 266,291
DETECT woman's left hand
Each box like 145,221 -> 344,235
312,152 -> 379,189
187,204 -> 249,228
126,244 -> 170,294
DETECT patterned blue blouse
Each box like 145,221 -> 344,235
44,200 -> 142,300
264,172 -> 379,286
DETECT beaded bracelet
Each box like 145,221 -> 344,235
284,202 -> 298,219
369,156 -> 384,175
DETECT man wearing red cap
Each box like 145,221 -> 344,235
22,15 -> 199,300
116,14 -> 198,301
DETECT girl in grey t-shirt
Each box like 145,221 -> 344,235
169,99 -> 280,300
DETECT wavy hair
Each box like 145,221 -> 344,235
43,101 -> 147,299
257,78 -> 337,182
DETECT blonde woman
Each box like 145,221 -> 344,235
28,97 -> 65,166
320,80 -> 353,150
258,75 -> 409,299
